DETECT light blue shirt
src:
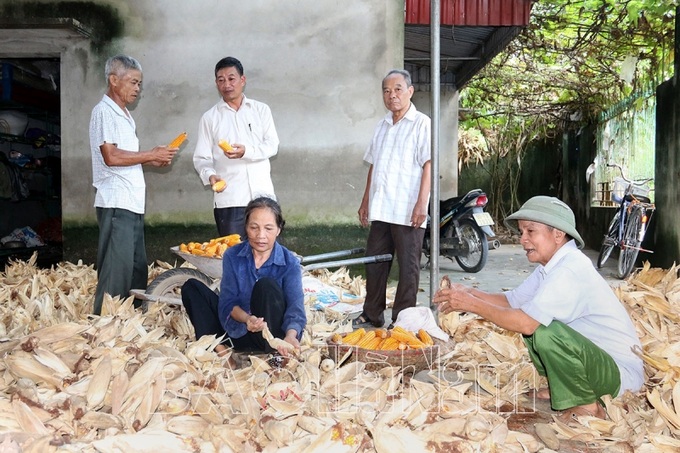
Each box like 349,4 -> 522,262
505,240 -> 644,395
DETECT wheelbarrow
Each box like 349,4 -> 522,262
129,246 -> 391,307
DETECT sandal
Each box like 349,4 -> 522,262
352,313 -> 382,329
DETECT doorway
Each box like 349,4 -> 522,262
0,57 -> 62,267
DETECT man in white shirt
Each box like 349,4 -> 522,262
193,57 -> 279,238
89,55 -> 178,315
355,69 -> 431,329
434,196 -> 644,423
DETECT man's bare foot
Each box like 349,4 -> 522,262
556,401 -> 606,424
536,388 -> 551,400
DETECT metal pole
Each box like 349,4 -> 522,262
429,0 -> 441,306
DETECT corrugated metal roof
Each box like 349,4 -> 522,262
405,0 -> 532,26
403,0 -> 533,90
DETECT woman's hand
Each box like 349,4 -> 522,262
245,315 -> 265,332
279,330 -> 301,356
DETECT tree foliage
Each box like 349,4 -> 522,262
459,0 -> 676,219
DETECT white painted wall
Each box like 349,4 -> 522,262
33,0 -> 458,226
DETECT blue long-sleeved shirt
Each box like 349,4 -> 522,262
218,241 -> 305,339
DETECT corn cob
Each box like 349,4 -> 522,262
362,337 -> 383,350
390,327 -> 425,348
342,328 -> 365,345
212,180 -> 227,192
374,328 -> 388,339
379,337 -> 400,350
168,132 -> 187,148
356,330 -> 377,348
218,139 -> 233,153
215,234 -> 242,245
417,329 -> 434,346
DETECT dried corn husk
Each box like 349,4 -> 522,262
1,255 -> 680,451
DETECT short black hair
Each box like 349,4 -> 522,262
215,57 -> 244,77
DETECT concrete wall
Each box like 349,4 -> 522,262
33,0 -> 424,226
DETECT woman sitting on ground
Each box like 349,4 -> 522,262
181,196 -> 306,356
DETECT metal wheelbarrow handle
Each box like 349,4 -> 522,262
299,247 -> 366,264
302,253 -> 392,271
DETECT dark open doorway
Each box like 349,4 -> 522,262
0,57 -> 62,267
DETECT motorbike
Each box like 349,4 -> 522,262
422,189 -> 499,273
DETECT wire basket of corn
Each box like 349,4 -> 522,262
326,327 -> 439,372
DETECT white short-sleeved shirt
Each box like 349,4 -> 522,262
89,95 -> 145,214
505,240 -> 644,395
363,103 -> 431,227
193,95 -> 279,208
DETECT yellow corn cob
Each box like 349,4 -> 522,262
329,333 -> 343,344
168,132 -> 187,148
356,330 -> 377,348
361,337 -> 383,350
417,329 -> 434,346
215,233 -> 241,244
379,337 -> 400,350
225,234 -> 242,246
218,139 -> 233,153
342,328 -> 366,345
390,327 -> 425,348
374,328 -> 388,339
212,180 -> 227,192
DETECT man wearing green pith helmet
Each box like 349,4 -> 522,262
434,196 -> 643,423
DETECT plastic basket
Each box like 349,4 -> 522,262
611,177 -> 650,202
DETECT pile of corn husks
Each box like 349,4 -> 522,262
1,255 -> 679,452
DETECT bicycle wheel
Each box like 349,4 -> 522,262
597,211 -> 620,268
617,207 -> 642,279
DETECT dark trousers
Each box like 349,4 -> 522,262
363,221 -> 425,326
181,277 -> 286,353
214,206 -> 246,239
94,207 -> 147,315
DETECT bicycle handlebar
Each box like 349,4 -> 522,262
605,163 -> 653,186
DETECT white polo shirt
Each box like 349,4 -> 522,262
505,240 -> 644,395
89,95 -> 145,214
363,103 -> 431,227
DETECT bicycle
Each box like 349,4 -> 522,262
596,163 -> 655,279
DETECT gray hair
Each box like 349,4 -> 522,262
383,69 -> 413,88
105,55 -> 142,85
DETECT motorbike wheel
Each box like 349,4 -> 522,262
617,207 -> 643,279
597,211 -> 620,268
451,219 -> 489,273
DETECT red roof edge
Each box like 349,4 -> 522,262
405,0 -> 532,26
